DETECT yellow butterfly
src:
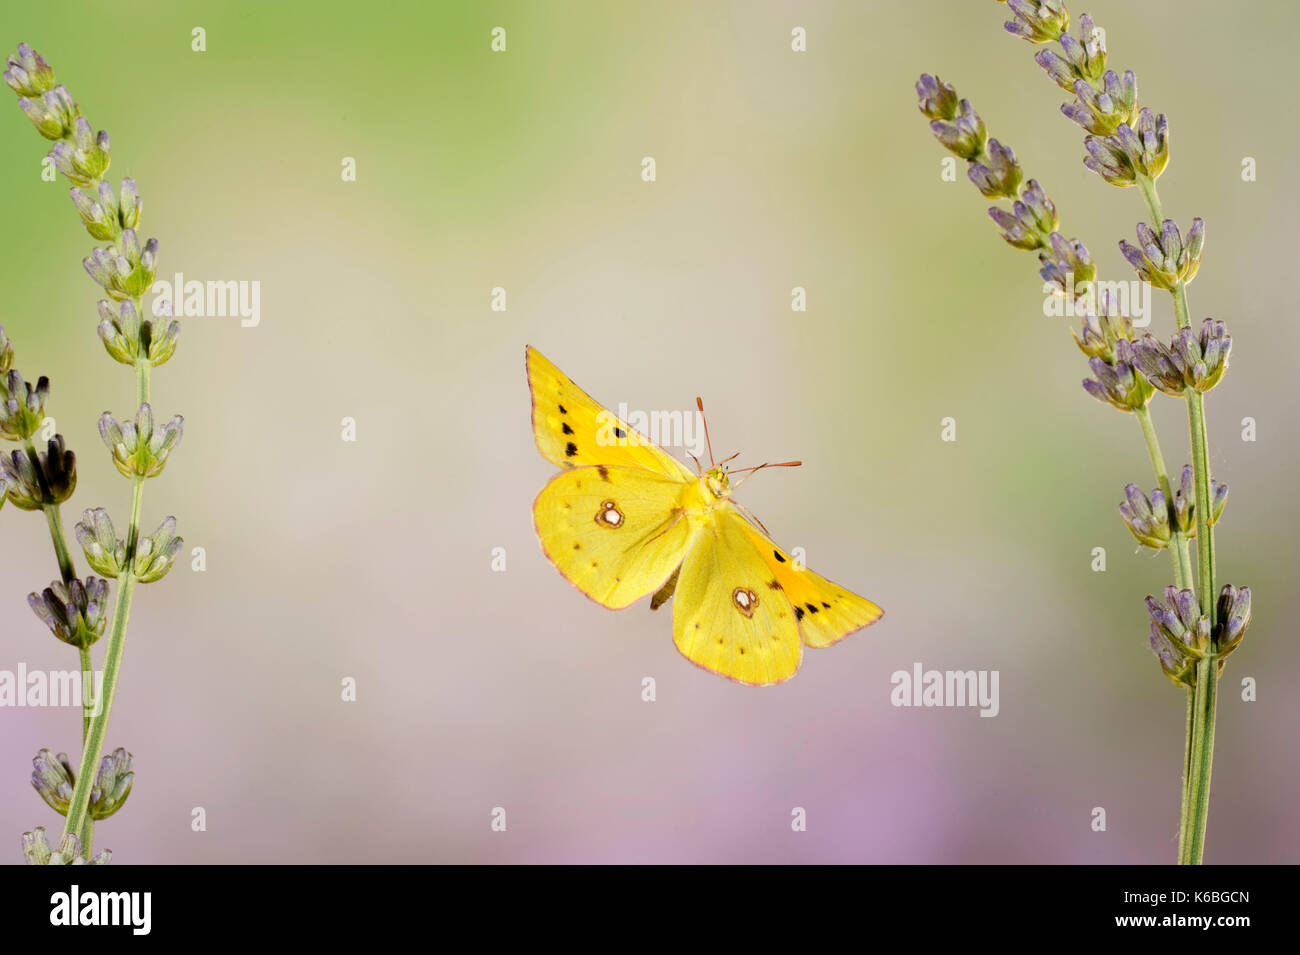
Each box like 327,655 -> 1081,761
527,346 -> 883,686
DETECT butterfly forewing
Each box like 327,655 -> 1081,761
526,346 -> 694,480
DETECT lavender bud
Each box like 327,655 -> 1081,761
83,228 -> 158,301
74,507 -> 127,577
69,178 -> 142,242
1082,340 -> 1153,412
30,750 -> 75,815
1070,311 -> 1133,362
96,298 -> 180,368
916,74 -> 959,121
99,403 -> 183,479
134,515 -> 182,583
47,117 -> 110,187
15,84 -> 77,140
1168,463 -> 1227,537
968,138 -> 1023,199
1215,585 -> 1252,655
21,826 -> 111,866
1062,71 -> 1139,136
1084,109 -> 1169,186
0,369 -> 50,440
1034,49 -> 1078,92
1118,217 -> 1204,290
4,43 -> 56,97
0,324 -> 13,376
1149,625 -> 1187,687
1147,587 -> 1210,656
1130,334 -> 1184,395
23,827 -> 72,865
0,435 -> 74,509
929,98 -> 986,160
1039,230 -> 1095,293
1003,0 -> 1070,44
1210,481 -> 1229,525
1145,586 -> 1209,688
1172,318 -> 1230,392
1082,132 -> 1133,186
28,576 -> 109,649
1060,13 -> 1107,82
989,183 -> 1058,250
1119,483 -> 1170,549
88,748 -> 134,820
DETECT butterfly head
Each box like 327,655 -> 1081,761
703,464 -> 733,499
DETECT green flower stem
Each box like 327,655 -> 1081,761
40,501 -> 76,586
1176,688 -> 1193,861
1136,174 -> 1220,865
1182,655 -> 1218,863
61,475 -> 143,849
1136,173 -> 1164,223
135,353 -> 149,406
76,641 -> 93,857
1133,406 -> 1193,590
77,646 -> 92,741
24,437 -> 76,586
1135,401 -> 1197,861
1181,368 -> 1218,864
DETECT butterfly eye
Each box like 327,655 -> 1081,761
594,500 -> 624,528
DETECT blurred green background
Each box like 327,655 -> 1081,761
0,0 -> 1294,862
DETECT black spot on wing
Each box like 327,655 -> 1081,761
614,426 -> 627,439
565,441 -> 578,457
766,579 -> 782,590
773,550 -> 786,563
597,465 -> 609,481
822,602 -> 831,609
558,404 -> 568,414
561,423 -> 574,435
805,603 -> 819,615
794,606 -> 805,621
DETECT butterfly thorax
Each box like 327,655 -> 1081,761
677,467 -> 733,528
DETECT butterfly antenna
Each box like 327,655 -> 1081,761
729,460 -> 802,491
696,397 -> 716,467
733,499 -> 772,537
687,451 -> 702,475
730,460 -> 802,475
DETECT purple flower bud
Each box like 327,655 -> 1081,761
1120,483 -> 1170,549
1003,0 -> 1070,44
929,98 -> 986,160
916,74 -> 960,121
968,138 -> 1022,199
1034,49 -> 1077,92
1215,585 -> 1252,653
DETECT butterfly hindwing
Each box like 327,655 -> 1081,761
533,465 -> 697,610
526,346 -> 694,480
737,520 -> 884,649
672,506 -> 804,686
